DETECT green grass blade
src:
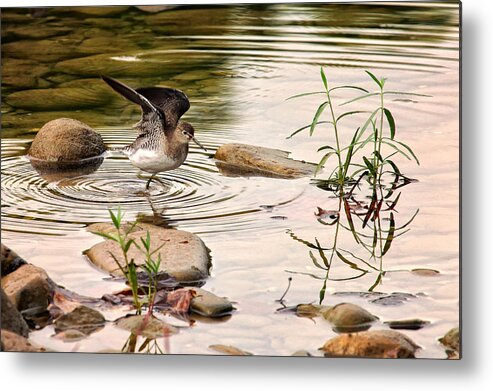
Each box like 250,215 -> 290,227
363,156 -> 375,176
384,138 -> 420,165
383,108 -> 396,139
286,91 -> 326,100
109,209 -> 121,229
93,231 -> 118,242
335,250 -> 367,272
315,152 -> 333,176
310,102 -> 329,136
343,127 -> 360,177
287,121 -> 332,139
366,70 -> 382,88
317,145 -> 337,152
329,85 -> 369,94
336,110 -> 370,123
381,140 -> 412,161
340,92 -> 380,106
352,108 -> 380,145
320,67 -> 328,91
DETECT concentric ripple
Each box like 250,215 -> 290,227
1,136 -> 303,237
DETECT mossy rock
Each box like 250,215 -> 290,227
1,24 -> 71,42
51,6 -> 130,16
2,58 -> 51,89
54,52 -> 183,78
28,118 -> 106,161
2,38 -> 83,63
5,82 -> 119,111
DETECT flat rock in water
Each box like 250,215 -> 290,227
189,288 -> 234,317
209,344 -> 252,356
214,143 -> 316,179
86,222 -> 211,284
296,303 -> 328,318
321,303 -> 379,333
439,327 -> 460,359
0,329 -> 46,352
28,118 -> 106,161
291,350 -> 313,357
384,319 -> 430,330
54,305 -> 105,335
1,264 -> 57,314
1,288 -> 30,338
320,330 -> 420,358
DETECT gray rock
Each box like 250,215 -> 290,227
1,288 -> 29,338
320,330 -> 420,358
214,143 -> 316,179
86,222 -> 211,284
54,305 -> 105,335
0,329 -> 46,352
321,303 -> 379,333
189,288 -> 234,317
27,118 -> 106,162
1,244 -> 27,276
1,264 -> 57,314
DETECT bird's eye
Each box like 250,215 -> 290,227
183,131 -> 191,137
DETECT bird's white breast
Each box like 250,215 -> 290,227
127,148 -> 182,173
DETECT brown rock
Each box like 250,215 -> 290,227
320,330 -> 420,358
28,118 -> 106,162
1,288 -> 29,337
0,329 -> 45,352
214,143 -> 316,179
439,327 -> 460,359
209,344 -> 252,356
54,305 -> 105,335
384,319 -> 430,330
115,315 -> 178,339
321,303 -> 379,333
1,264 -> 56,314
86,222 -> 211,284
1,244 -> 27,276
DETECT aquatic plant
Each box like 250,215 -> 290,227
287,68 -> 424,188
94,207 -> 164,315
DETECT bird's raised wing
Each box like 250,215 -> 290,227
136,86 -> 190,129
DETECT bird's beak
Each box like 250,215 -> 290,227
191,136 -> 208,152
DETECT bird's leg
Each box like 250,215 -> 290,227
145,174 -> 156,190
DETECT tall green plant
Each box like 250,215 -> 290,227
94,207 -> 164,315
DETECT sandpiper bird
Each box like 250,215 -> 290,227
101,75 -> 207,189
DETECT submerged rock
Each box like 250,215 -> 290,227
320,330 -> 420,358
28,118 -> 106,162
115,315 -> 178,339
384,319 -> 430,331
0,329 -> 46,352
1,244 -> 27,276
1,264 -> 57,314
209,344 -> 253,356
439,327 -> 460,359
214,143 -> 316,179
86,222 -> 211,284
1,288 -> 30,338
189,288 -> 234,317
321,303 -> 379,333
54,305 -> 105,335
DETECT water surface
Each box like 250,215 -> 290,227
1,3 -> 460,357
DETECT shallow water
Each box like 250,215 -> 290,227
1,3 -> 459,357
